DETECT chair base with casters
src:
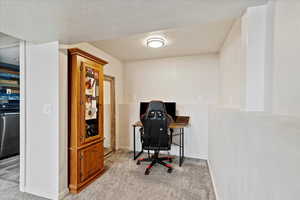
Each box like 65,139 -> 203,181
136,151 -> 173,175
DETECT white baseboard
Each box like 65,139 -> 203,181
191,154 -> 208,160
24,188 -> 57,200
117,146 -> 130,151
207,160 -> 220,200
59,188 -> 69,200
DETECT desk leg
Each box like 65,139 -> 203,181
179,128 -> 182,166
179,128 -> 185,167
133,125 -> 143,160
133,126 -> 136,159
182,128 -> 185,165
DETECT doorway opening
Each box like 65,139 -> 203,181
104,75 -> 116,157
0,32 -> 21,186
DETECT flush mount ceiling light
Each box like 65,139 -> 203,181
146,37 -> 166,48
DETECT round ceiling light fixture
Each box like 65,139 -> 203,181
146,36 -> 166,48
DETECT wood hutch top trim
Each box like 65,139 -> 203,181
68,48 -> 108,65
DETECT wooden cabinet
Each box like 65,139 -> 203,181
80,142 -> 104,182
68,48 -> 108,193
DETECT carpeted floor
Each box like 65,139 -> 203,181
0,156 -> 20,184
65,151 -> 216,200
0,156 -> 44,200
0,151 -> 216,200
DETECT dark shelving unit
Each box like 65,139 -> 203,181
0,62 -> 20,159
0,62 -> 20,111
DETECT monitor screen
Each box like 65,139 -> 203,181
140,102 -> 176,120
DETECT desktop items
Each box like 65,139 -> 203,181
136,101 -> 174,175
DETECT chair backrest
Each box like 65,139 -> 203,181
141,101 -> 171,149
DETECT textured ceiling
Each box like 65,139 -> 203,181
92,20 -> 234,61
0,0 -> 267,43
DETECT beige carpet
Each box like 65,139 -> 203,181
0,156 -> 44,200
65,151 -> 216,200
0,151 -> 216,200
0,156 -> 20,184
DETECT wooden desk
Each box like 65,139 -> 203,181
132,116 -> 189,167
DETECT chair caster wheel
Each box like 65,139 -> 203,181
145,169 -> 150,175
137,160 -> 141,165
167,168 -> 173,173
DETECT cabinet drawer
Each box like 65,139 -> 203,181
79,142 -> 104,183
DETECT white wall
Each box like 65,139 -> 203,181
210,1 -> 300,200
264,0 -> 275,113
208,107 -> 300,200
123,55 -> 219,159
220,4 -> 273,112
219,18 -> 244,108
272,0 -> 300,116
220,3 -> 276,112
58,49 -> 69,199
104,80 -> 111,148
243,3 -> 275,112
243,5 -> 268,111
25,41 -> 60,199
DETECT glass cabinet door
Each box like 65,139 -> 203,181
80,63 -> 103,144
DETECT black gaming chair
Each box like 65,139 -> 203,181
137,101 -> 174,175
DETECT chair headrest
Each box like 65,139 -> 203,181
146,101 -> 166,112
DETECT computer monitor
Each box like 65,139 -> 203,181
140,102 -> 176,120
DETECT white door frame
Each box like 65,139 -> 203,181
19,40 -> 26,191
